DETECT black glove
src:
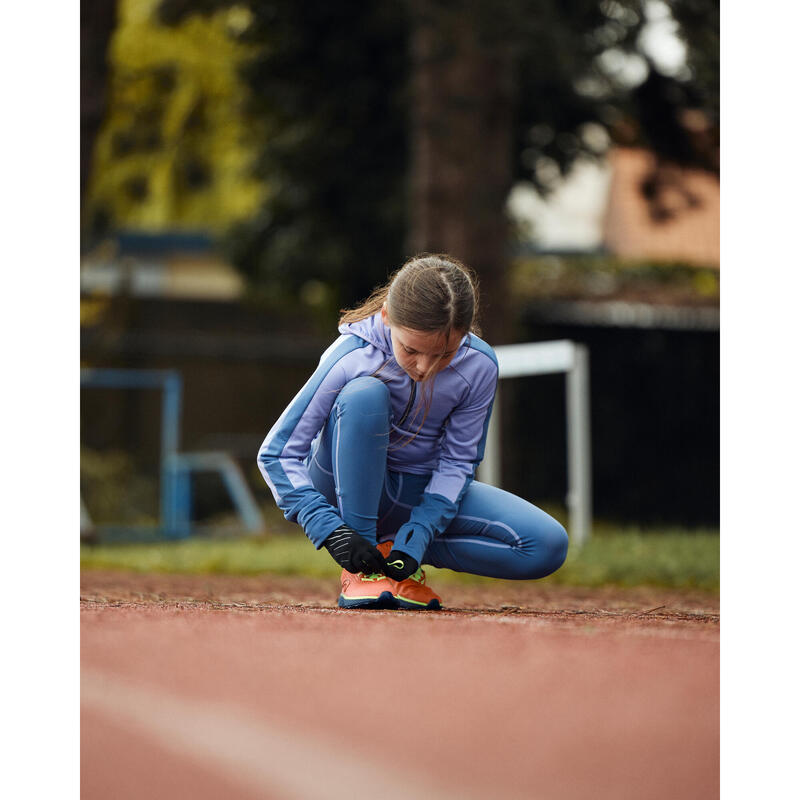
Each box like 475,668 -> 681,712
382,549 -> 419,581
323,525 -> 385,574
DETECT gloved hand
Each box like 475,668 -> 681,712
382,549 -> 419,581
323,524 -> 385,574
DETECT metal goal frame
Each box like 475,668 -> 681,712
478,340 -> 592,547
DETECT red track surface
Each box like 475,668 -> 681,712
81,572 -> 719,800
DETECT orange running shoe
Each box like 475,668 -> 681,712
390,566 -> 442,610
337,540 -> 396,609
380,541 -> 442,611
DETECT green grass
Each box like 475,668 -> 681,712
545,526 -> 719,590
80,523 -> 719,592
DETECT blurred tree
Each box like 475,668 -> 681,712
407,2 -> 516,340
93,0 -> 718,339
407,0 -> 648,340
217,1 -> 410,312
669,0 -> 719,132
84,0 -> 265,239
625,0 -> 719,222
81,0 -> 118,207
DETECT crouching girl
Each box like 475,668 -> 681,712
258,254 -> 568,609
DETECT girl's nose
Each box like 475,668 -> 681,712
417,356 -> 436,375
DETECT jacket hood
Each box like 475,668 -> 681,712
338,312 -> 394,355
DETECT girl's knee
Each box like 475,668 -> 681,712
333,377 -> 391,437
337,376 -> 390,409
521,516 -> 569,579
543,518 -> 569,574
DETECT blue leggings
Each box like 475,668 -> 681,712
307,376 -> 568,580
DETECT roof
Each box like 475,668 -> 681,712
602,148 -> 720,268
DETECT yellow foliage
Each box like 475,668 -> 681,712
85,0 -> 265,233
80,296 -> 112,326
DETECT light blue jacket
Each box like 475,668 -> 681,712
257,312 -> 498,557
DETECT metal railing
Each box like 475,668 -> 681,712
80,368 -> 264,539
478,341 -> 592,547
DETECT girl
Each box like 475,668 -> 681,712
258,254 -> 568,610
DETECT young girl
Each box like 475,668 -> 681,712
258,254 -> 568,610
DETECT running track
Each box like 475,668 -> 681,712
81,575 -> 718,800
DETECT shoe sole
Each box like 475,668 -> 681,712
338,590 -> 396,610
393,596 -> 442,611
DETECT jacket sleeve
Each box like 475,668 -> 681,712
257,336 -> 365,548
391,355 -> 498,563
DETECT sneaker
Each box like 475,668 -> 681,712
379,540 -> 442,611
337,540 -> 396,609
391,566 -> 442,611
338,570 -> 396,609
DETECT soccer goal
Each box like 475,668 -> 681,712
478,340 -> 592,547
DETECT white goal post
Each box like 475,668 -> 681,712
478,340 -> 592,547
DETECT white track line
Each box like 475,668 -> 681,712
82,669 -> 476,800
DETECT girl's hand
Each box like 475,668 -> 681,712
322,525 -> 385,574
383,549 -> 419,581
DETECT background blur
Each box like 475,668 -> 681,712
80,0 -> 719,536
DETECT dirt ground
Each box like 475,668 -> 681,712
81,570 -> 719,800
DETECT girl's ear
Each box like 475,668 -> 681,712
380,303 -> 389,326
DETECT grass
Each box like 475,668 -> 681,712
80,521 -> 719,592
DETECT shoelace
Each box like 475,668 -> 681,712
359,569 -> 426,583
360,572 -> 388,582
403,568 -> 425,584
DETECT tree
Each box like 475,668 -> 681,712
407,0 -> 650,340
145,0 -> 718,339
84,0 -> 265,239
81,0 -> 118,210
222,1 -> 411,311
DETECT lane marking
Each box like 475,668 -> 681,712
81,669 -> 476,800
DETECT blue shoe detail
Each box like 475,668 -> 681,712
393,596 -> 441,611
338,590 -> 396,610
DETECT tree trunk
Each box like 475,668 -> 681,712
408,7 -> 516,344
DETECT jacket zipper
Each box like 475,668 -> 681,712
397,381 -> 417,427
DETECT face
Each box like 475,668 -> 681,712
381,305 -> 464,382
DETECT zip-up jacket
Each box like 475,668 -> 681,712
257,311 -> 498,563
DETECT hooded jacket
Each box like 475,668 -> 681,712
257,311 -> 498,562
